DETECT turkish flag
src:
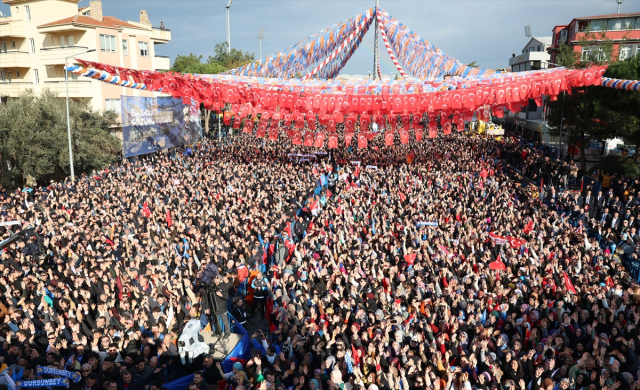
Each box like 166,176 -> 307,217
295,114 -> 305,129
400,131 -> 409,144
345,115 -> 357,132
404,253 -> 417,266
223,111 -> 232,125
457,118 -> 465,132
314,132 -> 324,148
480,168 -> 488,179
401,115 -> 410,129
360,115 -> 370,131
399,192 -> 406,202
489,254 -> 506,271
385,131 -> 394,146
443,121 -> 452,135
326,119 -> 336,133
523,220 -> 534,234
415,129 -> 423,142
428,128 -> 437,139
304,132 -> 314,147
256,124 -> 267,138
282,113 -> 292,127
307,114 -> 316,130
411,114 -> 422,130
166,210 -> 172,228
328,133 -> 338,149
243,120 -> 254,134
142,202 -> 151,218
389,115 -> 398,129
292,131 -> 302,145
268,128 -> 278,141
357,133 -> 367,149
563,272 -> 577,294
232,116 -> 241,129
345,132 -> 354,146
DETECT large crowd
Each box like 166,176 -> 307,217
0,128 -> 638,390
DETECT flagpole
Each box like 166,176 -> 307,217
372,0 -> 380,80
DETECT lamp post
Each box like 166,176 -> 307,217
257,28 -> 265,60
225,0 -> 234,53
65,48 -> 96,181
542,61 -> 566,159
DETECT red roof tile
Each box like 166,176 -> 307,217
38,15 -> 145,30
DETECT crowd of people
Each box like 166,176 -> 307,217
0,128 -> 638,390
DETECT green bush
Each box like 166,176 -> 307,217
596,155 -> 640,178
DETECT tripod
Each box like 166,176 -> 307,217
201,284 -> 229,357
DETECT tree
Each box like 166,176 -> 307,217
545,23 -> 637,169
0,90 -> 120,189
211,42 -> 256,69
170,53 -> 227,75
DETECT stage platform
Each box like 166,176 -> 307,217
200,330 -> 242,360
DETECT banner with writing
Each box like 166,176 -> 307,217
16,378 -> 69,388
36,366 -> 81,383
121,96 -> 202,158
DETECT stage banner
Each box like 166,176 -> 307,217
121,96 -> 202,158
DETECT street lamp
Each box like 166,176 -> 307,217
225,0 -> 234,53
541,60 -> 566,159
616,0 -> 623,14
65,48 -> 96,180
257,28 -> 265,60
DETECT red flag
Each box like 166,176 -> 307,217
268,128 -> 278,141
404,253 -> 416,265
605,276 -> 614,288
285,222 -> 292,238
415,129 -> 423,142
400,131 -> 409,144
357,133 -> 367,149
142,202 -> 151,218
523,220 -> 534,234
581,177 -> 584,192
489,254 -> 506,271
314,132 -> 324,148
328,133 -> 338,149
166,210 -> 172,227
345,132 -> 354,146
563,272 -> 577,294
336,206 -> 342,215
480,168 -> 489,179
292,131 -> 302,145
304,132 -> 314,147
399,192 -> 406,202
327,190 -> 333,198
385,131 -> 394,146
312,166 -> 319,176
354,165 -> 360,178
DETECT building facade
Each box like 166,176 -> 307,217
0,0 -> 171,113
548,13 -> 640,65
509,36 -> 552,72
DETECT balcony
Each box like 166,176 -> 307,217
0,82 -> 35,96
40,46 -> 89,65
153,55 -> 170,71
0,18 -> 27,37
42,80 -> 93,98
151,27 -> 171,44
509,51 -> 550,67
0,51 -> 31,68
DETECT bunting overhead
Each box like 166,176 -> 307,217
64,6 -> 640,149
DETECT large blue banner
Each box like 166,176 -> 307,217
121,96 -> 202,158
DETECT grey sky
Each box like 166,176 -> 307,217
2,0 -> 638,75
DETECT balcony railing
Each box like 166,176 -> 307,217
40,46 -> 92,65
40,45 -> 89,51
0,19 -> 27,37
152,27 -> 171,32
43,80 -> 93,97
153,55 -> 171,71
0,50 -> 31,68
0,82 -> 35,96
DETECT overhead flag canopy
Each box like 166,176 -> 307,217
65,7 -> 639,149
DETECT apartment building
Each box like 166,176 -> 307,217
0,0 -> 171,113
548,12 -> 640,65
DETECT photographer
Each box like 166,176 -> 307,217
202,274 -> 232,338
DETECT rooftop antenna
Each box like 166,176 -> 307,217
525,25 -> 532,38
616,0 -> 623,13
257,28 -> 265,60
225,0 -> 234,53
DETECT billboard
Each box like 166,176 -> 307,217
121,96 -> 202,158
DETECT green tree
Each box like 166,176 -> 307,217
0,90 -> 120,189
546,23 -> 636,169
211,42 -> 256,69
170,53 -> 227,74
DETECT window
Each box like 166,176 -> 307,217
7,72 -> 11,82
589,20 -> 607,31
33,69 -> 39,84
0,71 -> 5,83
582,46 -> 607,62
138,41 -> 149,57
16,71 -> 20,78
105,99 -> 121,116
100,34 -> 117,52
59,36 -> 65,47
10,40 -> 15,49
25,5 -> 30,21
1,42 -> 6,53
610,18 -> 634,30
67,35 -> 74,47
123,40 -> 128,55
620,45 -> 632,60
560,30 -> 567,43
537,45 -> 541,52
29,38 -> 35,53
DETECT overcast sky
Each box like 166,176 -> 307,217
2,0 -> 639,74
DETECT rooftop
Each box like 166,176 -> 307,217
38,14 -> 146,30
576,12 -> 640,20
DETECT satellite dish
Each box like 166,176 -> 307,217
525,25 -> 532,38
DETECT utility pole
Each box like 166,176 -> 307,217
372,0 -> 380,79
616,0 -> 623,13
225,0 -> 234,53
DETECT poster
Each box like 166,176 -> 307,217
121,96 -> 202,158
